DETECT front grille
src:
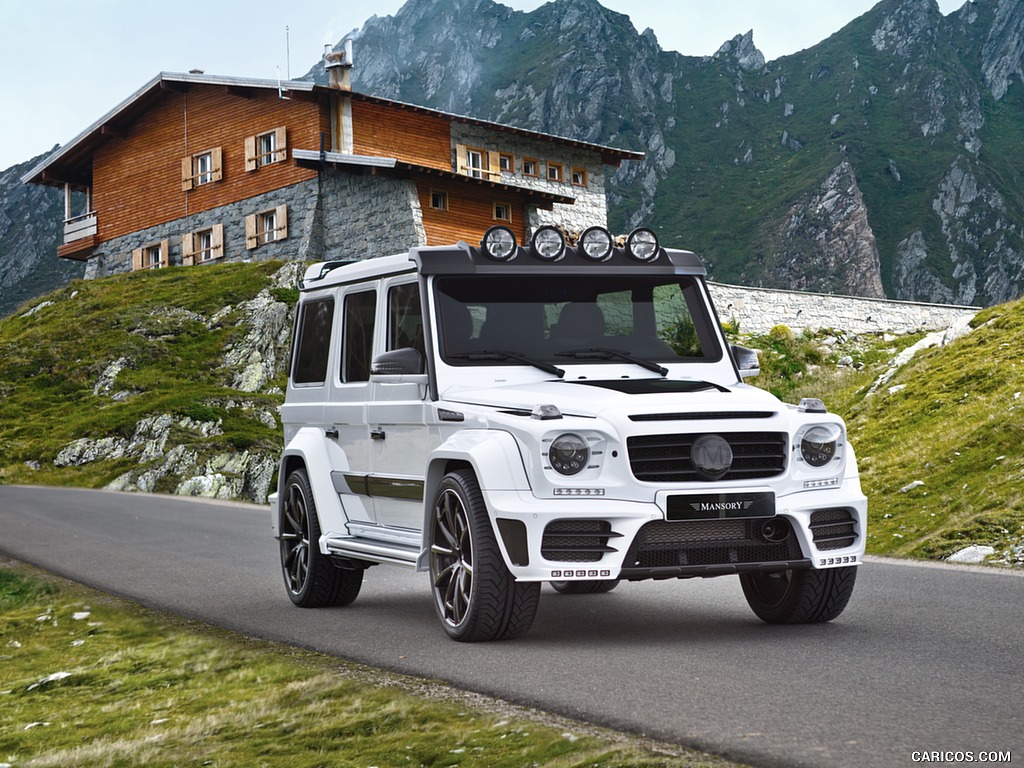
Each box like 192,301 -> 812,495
623,518 -> 802,569
810,508 -> 858,551
627,432 -> 787,482
541,519 -> 621,563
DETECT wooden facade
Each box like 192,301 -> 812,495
92,87 -> 321,242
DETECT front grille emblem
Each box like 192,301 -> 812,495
691,434 -> 733,481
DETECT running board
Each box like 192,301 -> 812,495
324,536 -> 420,568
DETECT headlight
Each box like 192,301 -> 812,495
481,225 -> 517,261
530,225 -> 565,261
800,425 -> 842,467
625,227 -> 660,262
548,433 -> 590,475
579,226 -> 613,261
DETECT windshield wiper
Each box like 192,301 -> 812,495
450,350 -> 565,378
555,348 -> 669,377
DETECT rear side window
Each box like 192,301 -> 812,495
291,297 -> 335,385
342,290 -> 377,383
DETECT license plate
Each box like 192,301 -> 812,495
667,491 -> 775,521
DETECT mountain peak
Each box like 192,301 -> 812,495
713,30 -> 766,71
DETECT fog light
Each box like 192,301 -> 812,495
481,225 -> 517,261
626,227 -> 660,262
579,226 -> 613,261
530,225 -> 565,261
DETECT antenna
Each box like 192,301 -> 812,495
286,25 -> 291,81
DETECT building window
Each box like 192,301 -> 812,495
245,205 -> 288,249
245,127 -> 287,171
430,190 -> 448,210
499,153 -> 514,174
466,148 -> 484,179
571,167 -> 588,187
131,239 -> 169,272
182,224 -> 224,265
523,158 -> 539,177
547,161 -> 564,183
181,147 -> 222,190
493,201 -> 512,222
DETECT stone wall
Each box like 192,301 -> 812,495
84,174 -> 425,278
707,281 -> 979,335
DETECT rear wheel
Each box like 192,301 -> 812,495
429,469 -> 540,641
279,468 -> 363,607
550,580 -> 620,594
740,566 -> 857,624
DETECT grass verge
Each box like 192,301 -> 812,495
0,560 -> 741,768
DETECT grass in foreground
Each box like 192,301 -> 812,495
0,561 -> 739,768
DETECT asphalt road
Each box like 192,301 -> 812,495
1,485 -> 1021,768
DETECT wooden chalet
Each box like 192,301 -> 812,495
22,49 -> 643,277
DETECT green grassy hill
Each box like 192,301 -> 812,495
1,263 -> 1021,567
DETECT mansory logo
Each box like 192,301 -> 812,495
690,500 -> 757,512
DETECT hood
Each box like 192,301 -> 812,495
441,376 -> 785,418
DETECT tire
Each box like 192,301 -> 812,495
429,469 -> 540,642
550,579 -> 620,594
740,566 -> 857,624
279,468 -> 363,608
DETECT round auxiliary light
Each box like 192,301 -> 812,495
578,226 -> 614,261
800,425 -> 842,468
481,225 -> 518,261
530,225 -> 566,262
548,433 -> 590,476
625,227 -> 660,262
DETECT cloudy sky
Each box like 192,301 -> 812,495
1,0 -> 966,172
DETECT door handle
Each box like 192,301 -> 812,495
370,427 -> 386,440
325,427 -> 339,439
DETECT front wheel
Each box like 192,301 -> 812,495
279,468 -> 363,608
429,469 -> 540,641
740,566 -> 857,624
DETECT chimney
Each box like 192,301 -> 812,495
324,39 -> 354,91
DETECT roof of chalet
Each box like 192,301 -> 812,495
22,71 -> 645,189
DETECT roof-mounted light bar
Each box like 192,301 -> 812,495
478,225 -> 662,265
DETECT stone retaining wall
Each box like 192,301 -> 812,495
707,282 -> 979,335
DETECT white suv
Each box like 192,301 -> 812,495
272,225 -> 866,641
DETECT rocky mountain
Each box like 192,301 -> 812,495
308,0 -> 1024,307
2,0 -> 1023,312
0,152 -> 84,318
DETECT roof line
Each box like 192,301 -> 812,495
22,71 -> 644,186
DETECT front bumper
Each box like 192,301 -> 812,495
481,484 -> 866,582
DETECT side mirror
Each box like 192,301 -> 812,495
371,347 -> 425,377
731,344 -> 760,379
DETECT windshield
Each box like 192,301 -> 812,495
434,274 -> 723,367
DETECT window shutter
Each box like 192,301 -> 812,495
159,239 -> 170,269
212,223 -> 224,258
211,147 -> 223,182
245,213 -> 258,249
131,247 -> 143,272
245,136 -> 258,172
274,127 -> 287,163
275,205 -> 288,240
182,232 -> 195,266
181,157 -> 193,191
488,151 -> 500,179
455,144 -> 467,175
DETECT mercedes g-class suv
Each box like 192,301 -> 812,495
272,225 -> 866,641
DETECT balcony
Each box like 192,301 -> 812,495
57,212 -> 98,261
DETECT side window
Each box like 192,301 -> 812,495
342,290 -> 377,383
292,298 -> 335,385
387,282 -> 424,356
